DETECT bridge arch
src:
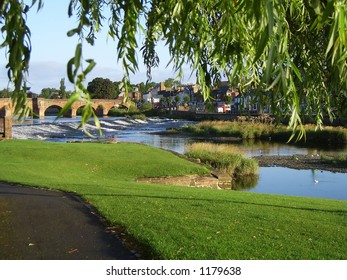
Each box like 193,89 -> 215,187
74,104 -> 104,117
90,103 -> 106,116
104,104 -> 120,115
43,104 -> 64,116
33,99 -> 71,118
32,98 -> 123,118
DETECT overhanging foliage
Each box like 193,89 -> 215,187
1,0 -> 347,136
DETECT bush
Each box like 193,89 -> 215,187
140,101 -> 153,111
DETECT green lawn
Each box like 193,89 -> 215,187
0,140 -> 346,259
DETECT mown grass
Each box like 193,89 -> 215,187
180,121 -> 347,145
0,140 -> 346,259
185,143 -> 258,178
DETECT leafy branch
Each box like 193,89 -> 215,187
2,0 -> 347,139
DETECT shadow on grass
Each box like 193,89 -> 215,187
84,193 -> 347,215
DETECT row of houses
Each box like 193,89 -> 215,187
137,81 -> 267,114
141,82 -> 200,108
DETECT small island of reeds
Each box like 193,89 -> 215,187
177,120 -> 347,146
185,142 -> 259,179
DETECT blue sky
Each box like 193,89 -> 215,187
1,1 -> 194,93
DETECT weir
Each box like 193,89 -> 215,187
0,97 -> 124,139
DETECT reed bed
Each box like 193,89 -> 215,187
185,142 -> 259,178
182,120 -> 275,139
182,121 -> 347,144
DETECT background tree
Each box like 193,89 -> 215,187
164,79 -> 172,89
59,78 -> 66,99
137,82 -> 145,95
39,88 -> 52,99
164,78 -> 180,89
183,95 -> 190,106
113,81 -> 123,97
26,90 -> 37,98
159,97 -> 166,108
39,88 -> 60,99
0,88 -> 11,98
87,78 -> 116,99
174,95 -> 181,106
146,81 -> 157,91
139,100 -> 152,111
137,81 -> 157,95
167,96 -> 173,107
224,95 -> 233,104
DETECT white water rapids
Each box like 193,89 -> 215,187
12,117 -> 194,153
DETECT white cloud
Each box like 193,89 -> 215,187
27,61 -> 71,92
1,59 -> 196,94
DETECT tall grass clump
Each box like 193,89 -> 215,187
271,125 -> 347,145
185,142 -> 258,178
305,125 -> 347,144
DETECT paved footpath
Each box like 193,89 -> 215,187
0,182 -> 136,260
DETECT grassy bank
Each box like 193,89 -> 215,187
179,121 -> 347,145
0,140 -> 346,259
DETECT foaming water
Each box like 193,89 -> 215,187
12,116 -> 194,153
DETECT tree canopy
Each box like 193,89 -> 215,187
87,77 -> 117,99
1,0 -> 347,136
164,78 -> 180,89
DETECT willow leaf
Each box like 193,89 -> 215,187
254,27 -> 269,63
56,92 -> 80,120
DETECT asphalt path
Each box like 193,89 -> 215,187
0,182 -> 136,260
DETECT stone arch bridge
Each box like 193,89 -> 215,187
31,97 -> 124,118
0,97 -> 124,139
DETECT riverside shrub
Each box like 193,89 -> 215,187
185,143 -> 258,178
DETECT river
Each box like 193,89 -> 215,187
12,116 -> 347,200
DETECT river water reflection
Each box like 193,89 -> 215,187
248,167 -> 347,200
13,116 -> 347,200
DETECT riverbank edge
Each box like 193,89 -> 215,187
151,129 -> 347,173
254,154 -> 347,173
